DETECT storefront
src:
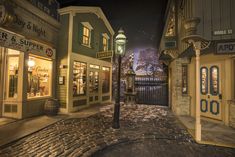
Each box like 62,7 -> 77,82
0,0 -> 59,119
66,53 -> 112,113
58,6 -> 114,113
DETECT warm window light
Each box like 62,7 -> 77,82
28,59 -> 35,67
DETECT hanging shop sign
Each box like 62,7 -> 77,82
0,28 -> 55,59
217,42 -> 235,54
97,51 -> 113,59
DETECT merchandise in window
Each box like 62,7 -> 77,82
7,49 -> 20,98
182,65 -> 188,94
82,26 -> 90,46
89,71 -> 99,94
73,61 -> 87,96
27,55 -> 52,98
201,67 -> 208,95
102,67 -> 110,93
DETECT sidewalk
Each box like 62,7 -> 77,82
0,104 -> 109,148
177,115 -> 235,148
0,115 -> 66,147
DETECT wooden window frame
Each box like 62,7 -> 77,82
103,36 -> 108,51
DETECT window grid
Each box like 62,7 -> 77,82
103,37 -> 108,51
82,26 -> 90,46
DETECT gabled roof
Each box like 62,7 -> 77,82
58,6 -> 114,35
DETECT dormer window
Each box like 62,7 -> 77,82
81,22 -> 93,47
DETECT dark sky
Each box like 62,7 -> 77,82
58,0 -> 168,50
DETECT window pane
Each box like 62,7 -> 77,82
102,67 -> 110,93
82,27 -> 90,46
201,67 -> 208,95
89,71 -> 99,94
27,56 -> 52,98
7,56 -> 19,98
73,61 -> 87,96
210,66 -> 219,95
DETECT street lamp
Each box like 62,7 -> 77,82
112,28 -> 127,129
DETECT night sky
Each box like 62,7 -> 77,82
58,0 -> 168,50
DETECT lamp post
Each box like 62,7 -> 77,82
112,28 -> 127,129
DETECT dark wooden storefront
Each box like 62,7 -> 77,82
135,76 -> 168,106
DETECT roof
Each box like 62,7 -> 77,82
58,6 -> 114,35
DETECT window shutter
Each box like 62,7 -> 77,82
99,34 -> 103,51
90,29 -> 95,48
78,23 -> 83,44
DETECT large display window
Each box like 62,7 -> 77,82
6,49 -> 20,99
73,61 -> 87,96
27,55 -> 52,99
102,67 -> 110,93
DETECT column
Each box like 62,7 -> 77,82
194,41 -> 201,142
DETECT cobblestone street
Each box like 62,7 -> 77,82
0,104 -> 235,157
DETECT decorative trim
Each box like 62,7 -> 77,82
200,99 -> 208,112
81,22 -> 93,30
210,100 -> 219,115
102,33 -> 110,39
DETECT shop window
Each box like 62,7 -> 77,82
182,65 -> 188,94
90,64 -> 100,69
89,71 -> 99,94
73,61 -> 87,96
103,36 -> 108,51
6,49 -> 20,98
102,67 -> 110,93
27,55 -> 52,98
82,26 -> 91,46
201,67 -> 208,95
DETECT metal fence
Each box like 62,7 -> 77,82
135,76 -> 168,106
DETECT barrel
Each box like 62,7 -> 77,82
44,98 -> 60,116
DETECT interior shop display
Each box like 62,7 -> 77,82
27,55 -> 52,98
73,61 -> 87,96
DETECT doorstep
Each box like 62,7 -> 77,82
0,114 -> 66,147
177,115 -> 235,148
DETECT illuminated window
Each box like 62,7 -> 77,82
73,61 -> 87,96
89,71 -> 99,94
27,55 -> 52,99
210,66 -> 219,95
201,67 -> 208,95
102,67 -> 110,93
6,49 -> 20,98
103,37 -> 108,51
82,26 -> 91,46
182,65 -> 188,94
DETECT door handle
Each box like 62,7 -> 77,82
207,94 -> 210,99
219,94 -> 222,100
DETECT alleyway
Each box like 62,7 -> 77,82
0,104 -> 234,157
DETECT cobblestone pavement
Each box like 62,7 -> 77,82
0,104 -> 235,157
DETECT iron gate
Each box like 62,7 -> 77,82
135,76 -> 168,106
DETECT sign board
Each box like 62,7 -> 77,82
0,28 -> 55,59
213,29 -> 233,36
217,42 -> 235,54
165,40 -> 176,49
97,51 -> 113,59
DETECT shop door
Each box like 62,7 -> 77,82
89,70 -> 99,103
200,64 -> 222,120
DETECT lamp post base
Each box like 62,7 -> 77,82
112,103 -> 120,129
